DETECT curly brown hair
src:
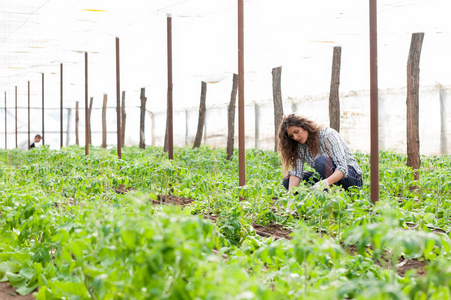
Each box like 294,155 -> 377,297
277,114 -> 322,176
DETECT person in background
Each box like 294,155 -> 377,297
30,134 -> 42,149
278,113 -> 363,192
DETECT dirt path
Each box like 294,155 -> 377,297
0,282 -> 35,300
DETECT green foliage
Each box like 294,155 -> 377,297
1,146 -> 451,299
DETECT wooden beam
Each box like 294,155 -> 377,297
102,94 -> 107,148
238,0 -> 245,187
226,73 -> 238,160
140,88 -> 147,149
329,46 -> 341,132
75,101 -> 79,146
193,81 -> 207,148
369,0 -> 379,204
406,32 -> 424,180
272,66 -> 283,151
167,16 -> 173,160
85,52 -> 88,156
116,37 -> 122,159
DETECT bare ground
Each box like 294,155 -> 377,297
0,283 -> 35,300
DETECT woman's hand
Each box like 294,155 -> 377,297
310,170 -> 344,191
310,179 -> 329,191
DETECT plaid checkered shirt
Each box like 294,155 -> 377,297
289,127 -> 363,179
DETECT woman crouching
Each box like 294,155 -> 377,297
278,113 -> 363,192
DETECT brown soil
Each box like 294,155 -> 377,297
397,258 -> 426,277
115,184 -> 131,194
344,244 -> 426,277
252,223 -> 292,240
203,212 -> 219,223
0,282 -> 35,299
152,195 -> 194,206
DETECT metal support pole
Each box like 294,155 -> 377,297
42,73 -> 44,145
116,37 -> 122,159
369,0 -> 379,204
60,63 -> 63,148
238,0 -> 245,186
28,81 -> 30,150
167,16 -> 173,160
85,53 -> 89,156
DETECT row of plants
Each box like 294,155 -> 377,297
1,145 -> 451,299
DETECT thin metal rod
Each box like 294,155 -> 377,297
167,16 -> 173,160
238,0 -> 245,186
4,92 -> 6,149
60,63 -> 63,149
42,73 -> 44,145
85,53 -> 89,156
369,0 -> 379,204
28,81 -> 30,150
15,86 -> 17,148
116,37 -> 122,159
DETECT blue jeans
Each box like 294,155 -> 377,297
283,156 -> 363,191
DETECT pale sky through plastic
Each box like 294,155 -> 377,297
1,0 -> 450,113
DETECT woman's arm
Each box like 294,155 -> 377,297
288,175 -> 301,192
326,169 -> 344,185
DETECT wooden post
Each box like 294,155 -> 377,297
60,63 -> 63,149
116,37 -> 122,159
166,16 -> 173,160
102,94 -> 107,148
406,32 -> 424,180
28,81 -> 30,150
66,108 -> 71,146
4,92 -> 6,149
369,0 -> 379,204
121,91 -> 126,147
85,52 -> 88,156
227,73 -> 238,160
15,86 -> 17,148
193,81 -> 207,148
203,117 -> 207,144
164,117 -> 168,152
272,66 -> 283,151
439,85 -> 447,155
75,101 -> 79,145
238,0 -> 245,187
42,73 -> 44,145
88,97 -> 93,145
164,114 -> 168,151
254,103 -> 260,148
329,46 -> 342,132
140,88 -> 147,149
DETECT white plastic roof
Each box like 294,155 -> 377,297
1,0 -> 450,111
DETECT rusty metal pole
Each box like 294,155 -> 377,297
28,81 -> 30,150
85,53 -> 89,156
116,37 -> 122,159
60,63 -> 63,149
4,92 -> 6,149
42,73 -> 44,145
167,16 -> 173,160
15,86 -> 17,148
369,0 -> 379,204
238,0 -> 245,186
